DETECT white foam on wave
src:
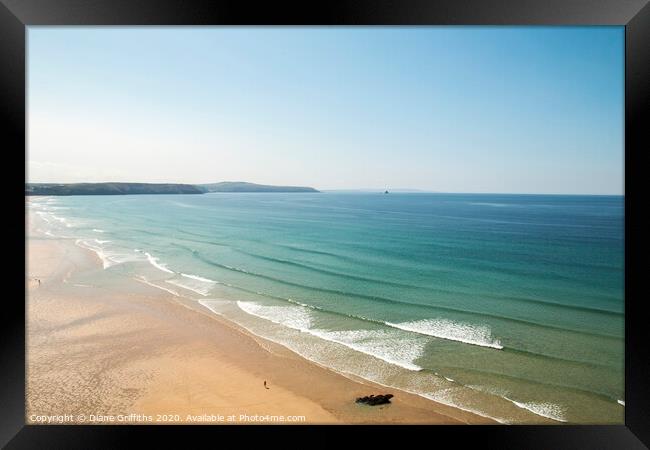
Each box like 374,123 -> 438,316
386,318 -> 503,349
166,278 -> 213,296
143,251 -> 174,274
51,215 -> 68,224
420,391 -> 510,424
312,328 -> 425,372
222,263 -> 248,273
181,273 -> 217,283
236,301 -> 425,371
162,273 -> 218,296
463,384 -> 569,423
617,399 -> 625,406
76,239 -> 143,269
75,239 -> 116,269
110,252 -> 142,265
198,299 -> 227,316
47,213 -> 84,228
206,300 -> 509,423
236,301 -> 313,331
135,276 -> 180,297
92,229 -> 105,233
506,398 -> 568,422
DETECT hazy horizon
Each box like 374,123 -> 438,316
25,179 -> 625,196
28,27 -> 624,195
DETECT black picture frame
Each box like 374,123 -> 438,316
4,0 -> 649,448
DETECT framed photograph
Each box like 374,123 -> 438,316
3,0 -> 649,447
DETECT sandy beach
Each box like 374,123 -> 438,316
26,216 -> 494,425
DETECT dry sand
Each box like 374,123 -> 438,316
26,226 -> 494,425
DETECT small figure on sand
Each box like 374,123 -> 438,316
264,380 -> 269,389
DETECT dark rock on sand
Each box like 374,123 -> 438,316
355,394 -> 394,406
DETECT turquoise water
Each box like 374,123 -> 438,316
28,193 -> 624,423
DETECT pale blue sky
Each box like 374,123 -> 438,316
28,27 -> 624,194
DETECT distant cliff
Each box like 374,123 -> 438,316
26,181 -> 319,196
26,183 -> 204,196
198,182 -> 319,193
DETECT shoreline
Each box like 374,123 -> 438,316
26,218 -> 494,424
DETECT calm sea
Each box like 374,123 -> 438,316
28,192 -> 624,423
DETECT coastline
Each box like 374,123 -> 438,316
26,216 -> 494,424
